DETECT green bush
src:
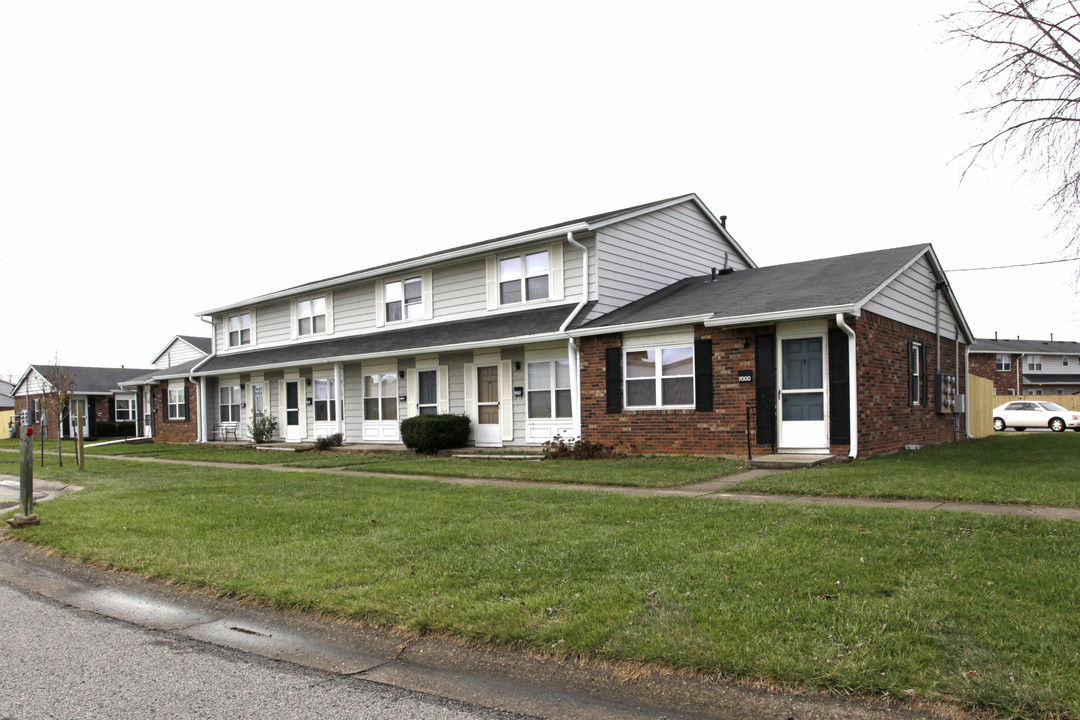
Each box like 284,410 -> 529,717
249,414 -> 278,443
96,421 -> 136,438
314,432 -> 344,451
400,414 -> 471,454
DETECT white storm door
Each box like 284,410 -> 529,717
143,390 -> 154,437
475,365 -> 501,447
285,381 -> 302,442
69,399 -> 88,438
778,336 -> 828,452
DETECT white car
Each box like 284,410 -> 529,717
992,401 -> 1080,432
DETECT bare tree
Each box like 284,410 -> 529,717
943,1 -> 1080,253
41,359 -> 73,467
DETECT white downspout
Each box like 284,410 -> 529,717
964,343 -> 972,439
193,314 -> 216,443
559,231 -> 589,436
334,362 -> 343,438
836,313 -> 858,459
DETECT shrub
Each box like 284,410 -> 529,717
95,420 -> 135,438
249,414 -> 278,443
400,414 -> 471,455
541,434 -> 634,460
314,432 -> 344,451
96,420 -> 117,437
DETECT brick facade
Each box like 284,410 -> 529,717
147,380 -> 200,443
579,311 -> 967,458
968,352 -> 1019,396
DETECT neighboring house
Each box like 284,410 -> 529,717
1,379 -> 15,434
968,337 -> 1080,396
13,365 -> 156,438
118,336 -> 212,442
187,193 -> 973,458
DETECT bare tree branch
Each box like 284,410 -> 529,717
943,0 -> 1080,258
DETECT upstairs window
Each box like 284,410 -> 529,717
228,313 -> 251,347
1064,356 -> 1070,366
297,297 -> 326,336
385,278 -> 423,322
624,346 -> 694,408
1028,355 -> 1042,371
500,251 -> 549,304
995,354 -> 1010,372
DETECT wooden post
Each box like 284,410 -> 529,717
8,426 -> 40,527
77,402 -> 85,470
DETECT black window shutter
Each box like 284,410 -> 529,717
908,341 -> 917,406
605,346 -> 622,414
183,384 -> 190,421
108,397 -> 115,421
755,334 -> 776,445
694,338 -> 713,412
162,388 -> 169,420
87,397 -> 97,437
828,328 -> 850,444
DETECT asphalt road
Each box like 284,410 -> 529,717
0,581 -> 531,720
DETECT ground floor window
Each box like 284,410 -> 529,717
418,370 -> 438,415
624,346 -> 694,408
364,373 -> 398,420
527,360 -> 572,418
167,388 -> 186,420
314,378 -> 337,421
115,398 -> 136,422
219,386 -> 241,422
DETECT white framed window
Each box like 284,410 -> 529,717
364,373 -> 398,421
417,370 -> 438,415
313,378 -> 337,422
1063,356 -> 1070,366
219,385 -> 241,423
1030,388 -> 1044,395
168,387 -> 186,420
115,398 -> 136,422
1028,355 -> 1043,371
385,278 -> 423,322
527,360 -> 572,418
995,354 -> 1010,371
1057,388 -> 1064,395
624,346 -> 694,409
1007,388 -> 1016,395
228,312 -> 252,347
909,341 -> 922,406
499,250 -> 549,304
297,297 -> 326,336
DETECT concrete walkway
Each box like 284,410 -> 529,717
2,449 -> 1079,522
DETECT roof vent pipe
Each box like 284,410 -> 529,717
711,267 -> 717,282
994,331 -> 998,340
719,215 -> 727,228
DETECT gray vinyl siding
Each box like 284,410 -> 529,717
433,258 -> 487,317
562,235 -> 596,302
863,255 -> 959,338
343,362 -> 364,440
442,352 -> 471,416
333,282 -> 376,335
504,346 -> 526,443
591,203 -> 748,319
154,339 -> 205,370
253,300 -> 293,346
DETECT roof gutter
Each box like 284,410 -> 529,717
568,314 -> 714,338
836,313 -> 858,459
704,305 -> 858,329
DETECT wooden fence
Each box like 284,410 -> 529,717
968,375 -> 1080,438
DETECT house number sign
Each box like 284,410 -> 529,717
737,370 -> 753,383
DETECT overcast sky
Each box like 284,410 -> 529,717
3,1 -> 1077,382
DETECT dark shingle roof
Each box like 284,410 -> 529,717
119,357 -> 208,386
971,338 -> 1080,354
579,245 -> 929,330
196,304 -> 580,374
177,336 -> 212,354
26,366 -> 156,395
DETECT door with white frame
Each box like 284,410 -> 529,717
475,365 -> 501,447
777,335 -> 829,452
143,389 -> 154,437
284,380 -> 302,442
68,399 -> 88,438
362,371 -> 400,442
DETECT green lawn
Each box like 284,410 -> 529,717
733,434 -> 1080,507
3,452 -> 1079,719
0,439 -> 742,488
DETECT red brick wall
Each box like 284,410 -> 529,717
968,352 -> 1019,396
152,381 -> 200,443
850,311 -> 966,456
579,313 -> 967,458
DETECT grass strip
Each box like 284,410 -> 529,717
3,453 -> 1079,718
733,434 -> 1080,508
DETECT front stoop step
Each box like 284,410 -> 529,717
255,443 -> 316,452
748,454 -> 841,470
